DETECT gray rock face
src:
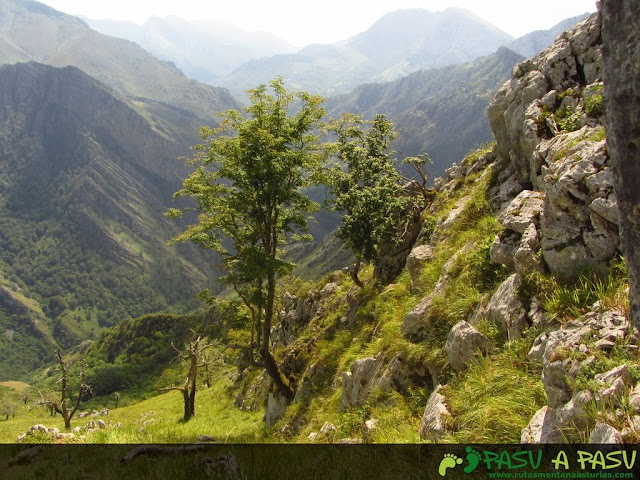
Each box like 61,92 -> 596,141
445,321 -> 493,372
340,355 -> 384,410
521,390 -> 594,443
498,190 -> 545,234
377,352 -> 435,394
406,244 -> 434,292
488,12 -> 620,280
419,385 -> 450,441
485,274 -> 529,339
489,13 -> 602,185
589,422 -> 623,444
491,190 -> 545,274
601,0 -> 640,330
538,126 -> 619,278
523,307 -> 633,443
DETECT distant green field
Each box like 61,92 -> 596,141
0,378 -> 264,444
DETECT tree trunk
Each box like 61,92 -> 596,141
351,256 -> 364,287
188,366 -> 197,417
182,389 -> 191,422
260,273 -> 295,401
601,0 -> 640,330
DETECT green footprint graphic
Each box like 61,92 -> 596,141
438,453 -> 463,477
464,446 -> 481,474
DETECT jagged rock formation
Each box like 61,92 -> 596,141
411,11 -> 636,444
488,12 -> 618,280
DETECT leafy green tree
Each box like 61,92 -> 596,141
327,114 -> 417,286
167,78 -> 325,400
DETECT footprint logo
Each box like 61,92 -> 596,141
438,453 -> 463,477
463,446 -> 481,474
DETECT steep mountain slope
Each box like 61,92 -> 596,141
0,0 -> 240,135
245,12 -> 630,444
85,16 -> 297,83
0,62 -> 219,378
327,47 -> 525,176
217,8 -> 513,97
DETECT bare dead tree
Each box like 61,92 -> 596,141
399,152 -> 434,202
35,348 -> 92,429
158,334 -> 221,422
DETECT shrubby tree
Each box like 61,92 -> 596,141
167,77 -> 325,400
327,113 -> 426,286
35,348 -> 91,429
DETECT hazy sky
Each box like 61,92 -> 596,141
42,0 -> 597,47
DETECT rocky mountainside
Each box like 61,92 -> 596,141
8,8 -> 635,448
216,8 -> 514,97
0,0 -> 240,137
222,11 -> 635,444
0,62 -> 220,378
85,16 -> 297,83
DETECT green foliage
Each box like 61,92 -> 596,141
466,236 -> 509,293
585,94 -> 604,117
519,259 -> 629,322
327,114 -> 420,281
534,105 -> 553,137
556,106 -> 582,132
169,77 -> 325,291
168,78 -> 326,398
444,334 -> 546,443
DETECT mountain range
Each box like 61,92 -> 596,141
215,8 -> 515,97
0,60 -> 225,377
84,16 -> 297,83
327,46 -> 525,173
0,0 -> 240,139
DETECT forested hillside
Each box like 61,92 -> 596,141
0,62 -> 220,377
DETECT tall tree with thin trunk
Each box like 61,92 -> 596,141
601,0 -> 640,329
167,77 -> 325,401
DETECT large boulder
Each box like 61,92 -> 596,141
406,244 -> 434,292
484,274 -> 529,339
419,385 -> 450,441
376,352 -> 436,394
340,355 -> 384,410
445,321 -> 493,372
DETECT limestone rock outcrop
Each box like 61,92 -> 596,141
445,321 -> 493,372
488,13 -> 619,279
340,355 -> 384,410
